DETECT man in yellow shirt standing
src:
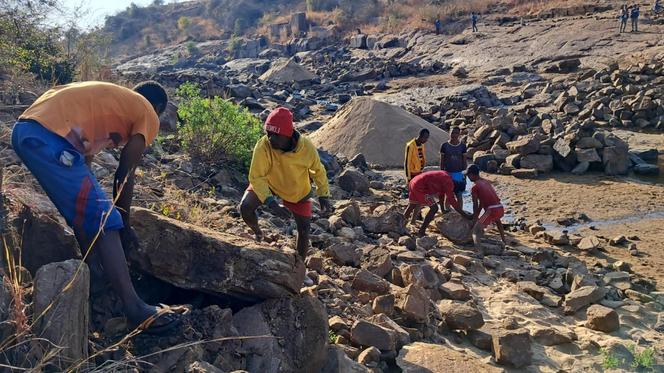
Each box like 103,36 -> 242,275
404,128 -> 429,182
240,107 -> 333,261
404,128 -> 429,223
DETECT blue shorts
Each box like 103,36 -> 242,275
450,171 -> 467,194
11,120 -> 123,241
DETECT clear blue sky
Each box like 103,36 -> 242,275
56,0 -> 181,28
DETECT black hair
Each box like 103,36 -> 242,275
466,164 -> 480,175
419,128 -> 430,137
133,81 -> 168,116
450,126 -> 461,133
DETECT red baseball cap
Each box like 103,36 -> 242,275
264,107 -> 294,137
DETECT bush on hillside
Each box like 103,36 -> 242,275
176,82 -> 263,168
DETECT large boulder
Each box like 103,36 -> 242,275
33,259 -> 89,365
563,286 -> 607,314
351,319 -> 397,351
397,342 -> 502,372
586,304 -> 619,333
520,154 -> 553,173
602,146 -> 630,175
492,329 -> 532,368
506,135 -> 539,155
337,169 -> 370,195
130,208 -> 304,300
395,284 -> 430,322
438,300 -> 484,331
363,206 -> 406,235
233,294 -> 328,373
435,212 -> 473,244
349,34 -> 367,49
5,194 -> 80,275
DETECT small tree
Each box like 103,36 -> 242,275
234,18 -> 244,36
177,16 -> 191,31
176,82 -> 263,168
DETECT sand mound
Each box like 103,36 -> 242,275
310,97 -> 449,167
259,58 -> 317,83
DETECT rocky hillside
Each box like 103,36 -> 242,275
103,0 -> 604,58
1,0 -> 663,371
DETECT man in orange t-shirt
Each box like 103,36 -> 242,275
12,81 -> 178,333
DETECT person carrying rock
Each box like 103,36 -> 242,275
471,12 -> 479,32
619,5 -> 629,33
630,4 -> 640,32
11,81 -> 180,334
241,107 -> 333,262
440,126 -> 467,208
404,128 -> 429,182
403,170 -> 470,237
465,164 -> 506,246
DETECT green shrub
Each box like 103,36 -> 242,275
601,348 -> 621,370
328,330 -> 338,344
186,41 -> 199,55
176,82 -> 262,168
628,345 -> 655,370
177,16 -> 191,31
226,34 -> 243,53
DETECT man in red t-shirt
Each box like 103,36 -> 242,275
466,164 -> 506,245
403,171 -> 470,237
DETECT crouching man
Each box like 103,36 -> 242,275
465,164 -> 507,246
403,170 -> 470,237
240,107 -> 333,262
12,81 -> 180,333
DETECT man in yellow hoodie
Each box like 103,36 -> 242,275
404,128 -> 429,222
240,107 -> 333,260
404,128 -> 429,182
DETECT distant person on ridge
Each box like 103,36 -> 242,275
440,126 -> 467,209
405,128 -> 429,183
630,5 -> 640,32
471,12 -> 479,32
435,17 -> 442,35
240,107 -> 333,266
12,81 -> 180,334
619,5 -> 628,33
403,170 -> 470,237
465,164 -> 507,246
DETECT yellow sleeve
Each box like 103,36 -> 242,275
405,142 -> 413,179
305,138 -> 331,198
421,144 -> 426,166
248,137 -> 273,203
406,143 -> 420,178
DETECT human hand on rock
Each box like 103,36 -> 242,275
319,197 -> 334,215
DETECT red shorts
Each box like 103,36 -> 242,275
478,206 -> 504,228
408,183 -> 438,207
246,185 -> 313,217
